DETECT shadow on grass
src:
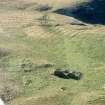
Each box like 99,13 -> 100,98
55,0 -> 105,24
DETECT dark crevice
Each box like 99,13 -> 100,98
54,0 -> 105,24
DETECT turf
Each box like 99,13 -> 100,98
0,0 -> 105,105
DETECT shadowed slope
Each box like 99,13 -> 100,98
55,0 -> 105,24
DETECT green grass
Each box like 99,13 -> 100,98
5,25 -> 105,105
0,0 -> 105,105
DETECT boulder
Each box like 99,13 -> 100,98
54,69 -> 82,80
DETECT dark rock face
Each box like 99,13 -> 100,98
68,71 -> 82,80
55,0 -> 105,24
54,69 -> 82,80
54,70 -> 70,79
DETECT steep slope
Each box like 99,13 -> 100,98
55,0 -> 105,24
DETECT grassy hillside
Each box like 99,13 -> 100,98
0,0 -> 105,105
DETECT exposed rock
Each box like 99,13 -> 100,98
35,4 -> 52,11
54,69 -> 82,80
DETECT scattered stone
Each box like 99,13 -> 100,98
55,23 -> 61,27
0,85 -> 20,102
0,48 -> 9,58
43,63 -> 54,68
35,4 -> 52,11
24,80 -> 32,86
60,87 -> 67,91
20,59 -> 35,72
37,63 -> 55,68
